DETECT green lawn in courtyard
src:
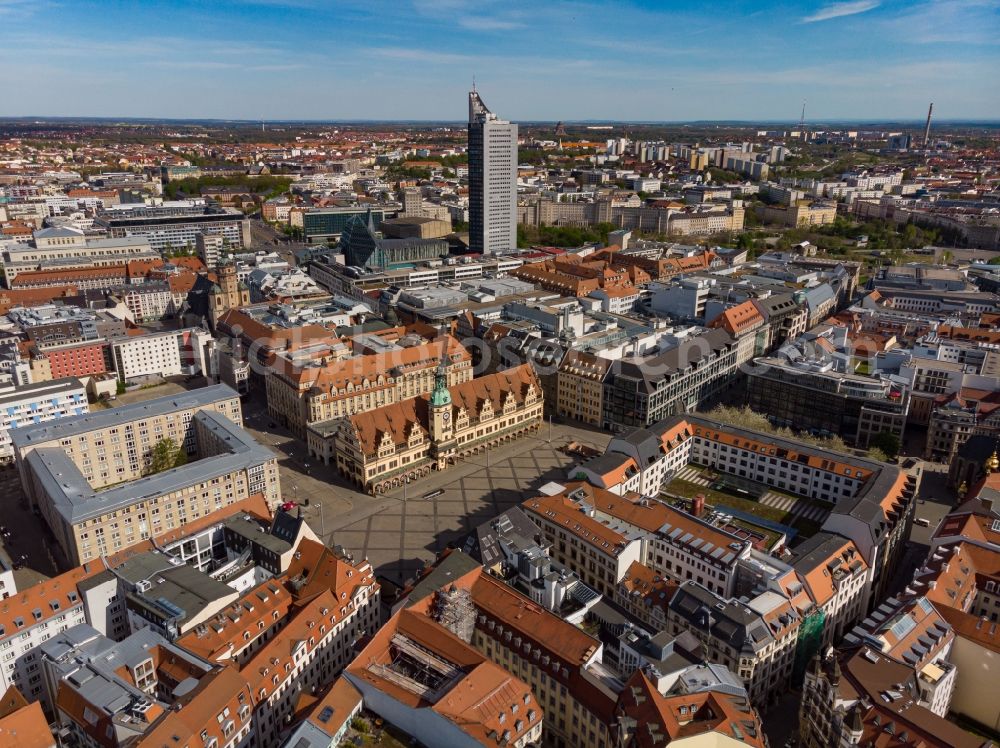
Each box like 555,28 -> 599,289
664,469 -> 831,543
665,477 -> 791,523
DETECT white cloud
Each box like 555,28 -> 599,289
458,15 -> 523,30
369,46 -> 473,64
884,0 -> 1000,44
801,0 -> 880,23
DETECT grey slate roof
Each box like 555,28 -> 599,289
668,581 -> 774,655
10,383 -> 239,448
27,409 -> 275,524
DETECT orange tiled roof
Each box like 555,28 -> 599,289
288,335 -> 469,393
0,285 -> 78,314
303,678 -> 362,738
347,607 -> 543,746
0,697 -> 56,747
283,538 -> 377,606
620,561 -> 678,614
10,265 -> 127,286
126,258 -> 165,279
797,538 -> 867,608
523,491 -> 633,556
136,667 -> 253,748
175,580 -> 292,662
618,670 -> 766,748
709,300 -> 765,337
0,560 -> 109,640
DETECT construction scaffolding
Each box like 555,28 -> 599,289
792,609 -> 827,686
434,585 -> 476,643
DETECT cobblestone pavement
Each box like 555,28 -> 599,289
288,417 -> 614,587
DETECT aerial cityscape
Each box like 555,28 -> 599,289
0,1 -> 999,747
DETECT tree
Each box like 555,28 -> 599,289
706,405 -> 849,452
867,447 -> 890,463
869,431 -> 901,459
148,437 -> 187,475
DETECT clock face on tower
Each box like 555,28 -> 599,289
442,412 -> 450,422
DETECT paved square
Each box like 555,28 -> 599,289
329,425 -> 608,585
239,396 -> 612,587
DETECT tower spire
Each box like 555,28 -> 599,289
430,330 -> 452,407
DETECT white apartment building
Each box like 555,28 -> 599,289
0,560 -> 120,709
113,284 -> 173,323
197,232 -> 225,268
523,486 -> 645,597
588,286 -> 641,315
649,277 -> 716,320
0,377 -> 88,461
248,579 -> 381,747
111,330 -> 183,381
109,328 -> 213,382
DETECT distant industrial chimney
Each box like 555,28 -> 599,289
923,103 -> 934,147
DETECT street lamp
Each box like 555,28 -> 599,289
310,501 -> 326,538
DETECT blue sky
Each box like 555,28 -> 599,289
1,0 -> 997,121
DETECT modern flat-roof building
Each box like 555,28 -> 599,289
94,203 -> 251,252
11,385 -> 280,565
602,328 -> 738,431
2,234 -> 156,284
0,377 -> 88,462
746,356 -> 909,448
302,206 -> 390,245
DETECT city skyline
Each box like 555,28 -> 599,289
1,0 -> 997,121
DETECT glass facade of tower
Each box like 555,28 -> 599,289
303,207 -> 387,245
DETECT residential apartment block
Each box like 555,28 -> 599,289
11,385 -> 280,564
0,377 -> 88,462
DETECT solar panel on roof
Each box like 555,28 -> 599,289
680,533 -> 694,544
722,552 -> 735,563
711,548 -> 725,558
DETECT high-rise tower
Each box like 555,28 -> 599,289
468,88 -> 517,255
